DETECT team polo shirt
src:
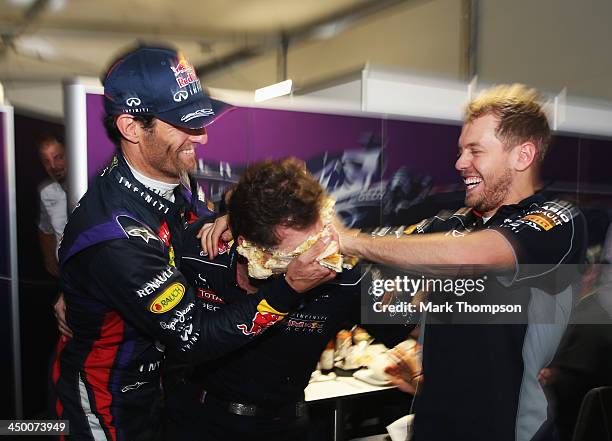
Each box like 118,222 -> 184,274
410,194 -> 587,441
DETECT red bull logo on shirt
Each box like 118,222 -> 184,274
217,239 -> 231,255
237,300 -> 286,336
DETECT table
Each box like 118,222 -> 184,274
305,375 -> 407,441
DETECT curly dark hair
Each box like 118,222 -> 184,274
228,158 -> 324,248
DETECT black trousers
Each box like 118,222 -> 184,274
164,381 -> 310,441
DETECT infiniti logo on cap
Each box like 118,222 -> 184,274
173,90 -> 189,102
126,97 -> 142,107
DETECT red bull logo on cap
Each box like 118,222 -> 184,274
171,53 -> 198,89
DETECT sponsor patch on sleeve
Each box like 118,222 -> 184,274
522,213 -> 556,230
117,215 -> 160,244
136,266 -> 177,298
515,200 -> 576,232
404,224 -> 418,235
149,282 -> 185,313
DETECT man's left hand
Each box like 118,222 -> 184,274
53,292 -> 73,338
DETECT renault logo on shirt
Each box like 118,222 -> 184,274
149,283 -> 185,313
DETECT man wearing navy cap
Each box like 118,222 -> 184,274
52,45 -> 335,441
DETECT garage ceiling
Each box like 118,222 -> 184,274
0,0 -> 397,82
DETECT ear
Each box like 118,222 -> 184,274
115,114 -> 141,145
237,235 -> 246,246
514,141 -> 537,172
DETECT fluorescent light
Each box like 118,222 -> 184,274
254,80 -> 293,102
16,37 -> 58,59
8,0 -> 65,9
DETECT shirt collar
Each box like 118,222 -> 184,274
111,153 -> 188,215
489,193 -> 546,223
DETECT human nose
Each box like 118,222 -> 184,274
188,128 -> 208,145
455,150 -> 469,171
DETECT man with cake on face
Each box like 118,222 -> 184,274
164,158 -> 411,441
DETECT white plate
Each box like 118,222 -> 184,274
309,370 -> 337,383
334,360 -> 362,370
353,368 -> 392,386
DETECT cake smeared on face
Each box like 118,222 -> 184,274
236,197 -> 358,279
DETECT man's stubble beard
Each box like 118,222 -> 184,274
177,153 -> 197,174
174,153 -> 197,185
146,138 -> 185,182
468,167 -> 513,214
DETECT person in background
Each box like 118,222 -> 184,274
37,135 -> 67,278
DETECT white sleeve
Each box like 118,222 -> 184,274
38,193 -> 54,234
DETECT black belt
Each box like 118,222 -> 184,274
201,390 -> 308,418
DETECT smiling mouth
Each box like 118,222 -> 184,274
463,176 -> 483,192
179,148 -> 195,156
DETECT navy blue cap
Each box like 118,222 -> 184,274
103,46 -> 228,130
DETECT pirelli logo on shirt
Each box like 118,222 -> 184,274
523,213 -> 556,231
518,201 -> 575,232
149,282 -> 185,313
404,224 -> 418,235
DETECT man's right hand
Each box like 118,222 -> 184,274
39,230 -> 60,277
285,237 -> 337,292
53,292 -> 73,338
44,257 -> 60,278
197,215 -> 233,259
385,346 -> 422,395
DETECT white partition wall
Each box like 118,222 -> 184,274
63,77 -> 104,209
361,66 -> 468,122
305,65 -> 612,138
1,104 -> 20,418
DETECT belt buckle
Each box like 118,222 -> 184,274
295,402 -> 307,418
228,402 -> 258,417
